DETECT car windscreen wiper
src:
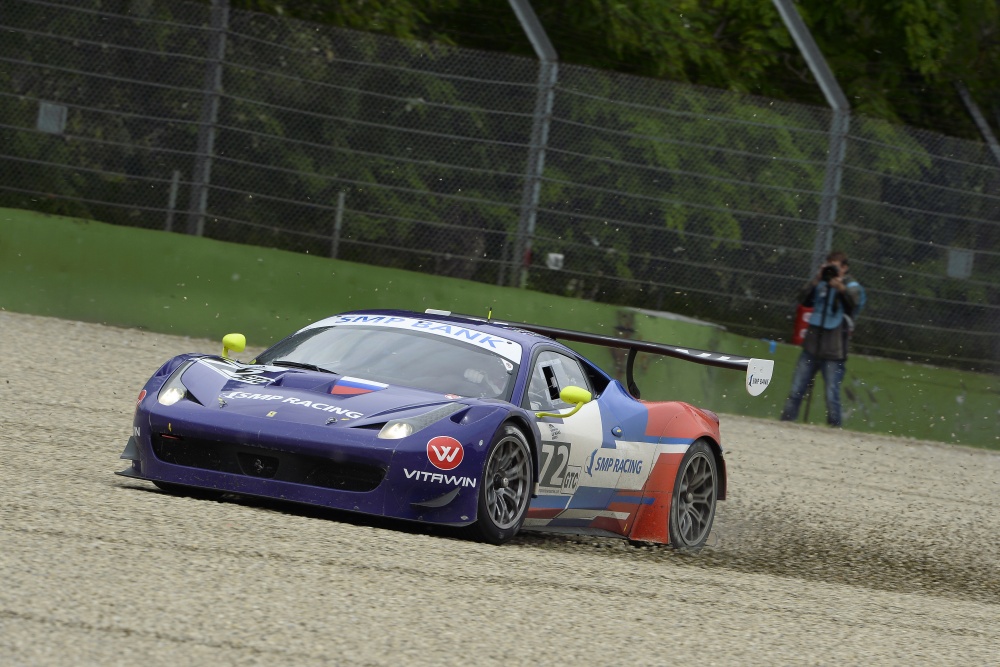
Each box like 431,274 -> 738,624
270,359 -> 337,374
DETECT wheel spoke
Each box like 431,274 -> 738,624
493,494 -> 508,520
687,462 -> 712,489
691,488 -> 713,503
497,448 -> 514,471
501,491 -> 517,521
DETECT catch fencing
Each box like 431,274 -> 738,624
1,0 -> 998,371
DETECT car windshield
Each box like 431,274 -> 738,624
255,326 -> 518,400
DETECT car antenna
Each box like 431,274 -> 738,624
487,306 -> 492,322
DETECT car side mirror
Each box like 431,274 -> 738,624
535,385 -> 592,419
222,333 -> 246,359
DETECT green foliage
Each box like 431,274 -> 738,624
223,0 -> 1000,136
384,0 -> 1000,139
233,0 -> 460,41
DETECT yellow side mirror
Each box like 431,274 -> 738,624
535,385 -> 592,419
222,333 -> 246,359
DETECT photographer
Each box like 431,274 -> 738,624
779,250 -> 863,427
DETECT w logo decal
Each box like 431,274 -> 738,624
426,436 -> 464,470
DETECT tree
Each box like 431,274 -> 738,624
230,0 -> 1000,140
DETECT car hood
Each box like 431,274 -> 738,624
180,357 -> 463,426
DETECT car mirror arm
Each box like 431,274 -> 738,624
535,403 -> 583,420
535,386 -> 592,419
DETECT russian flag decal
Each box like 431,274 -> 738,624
330,376 -> 388,395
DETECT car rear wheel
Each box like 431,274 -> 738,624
153,480 -> 225,500
668,439 -> 718,550
474,423 -> 532,545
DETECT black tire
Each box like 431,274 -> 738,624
153,480 -> 225,500
473,423 -> 533,545
667,439 -> 718,550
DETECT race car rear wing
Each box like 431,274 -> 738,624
507,321 -> 774,399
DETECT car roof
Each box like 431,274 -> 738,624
304,307 -> 762,400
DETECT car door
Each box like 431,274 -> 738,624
523,349 -> 629,533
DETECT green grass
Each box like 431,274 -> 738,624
2,207 -> 997,449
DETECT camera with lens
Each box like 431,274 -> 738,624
821,264 -> 840,282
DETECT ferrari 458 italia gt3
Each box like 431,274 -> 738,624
118,309 -> 773,547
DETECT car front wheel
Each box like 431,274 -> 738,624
474,423 -> 533,545
668,439 -> 718,550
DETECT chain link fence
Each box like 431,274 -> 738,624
2,0 -> 998,371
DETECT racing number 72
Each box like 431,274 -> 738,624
538,442 -> 570,488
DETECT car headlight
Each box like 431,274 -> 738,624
377,403 -> 464,440
379,421 -> 414,439
157,360 -> 194,406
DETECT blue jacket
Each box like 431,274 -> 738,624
808,281 -> 846,329
797,272 -> 861,360
799,272 -> 860,330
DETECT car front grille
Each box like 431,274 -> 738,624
151,435 -> 385,492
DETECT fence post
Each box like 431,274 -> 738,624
185,0 -> 229,237
508,0 -> 558,288
814,109 -> 850,267
771,0 -> 850,269
331,191 -> 345,259
955,82 -> 1000,167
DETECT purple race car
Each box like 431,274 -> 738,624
118,309 -> 772,547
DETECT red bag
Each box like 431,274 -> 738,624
791,305 -> 813,345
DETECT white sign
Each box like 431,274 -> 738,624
745,358 -> 774,396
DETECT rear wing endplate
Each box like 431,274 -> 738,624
509,322 -> 774,399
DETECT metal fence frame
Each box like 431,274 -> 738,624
1,0 -> 997,371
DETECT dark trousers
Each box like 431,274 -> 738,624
779,350 -> 846,427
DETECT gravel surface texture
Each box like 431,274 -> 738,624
1,311 -> 998,666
